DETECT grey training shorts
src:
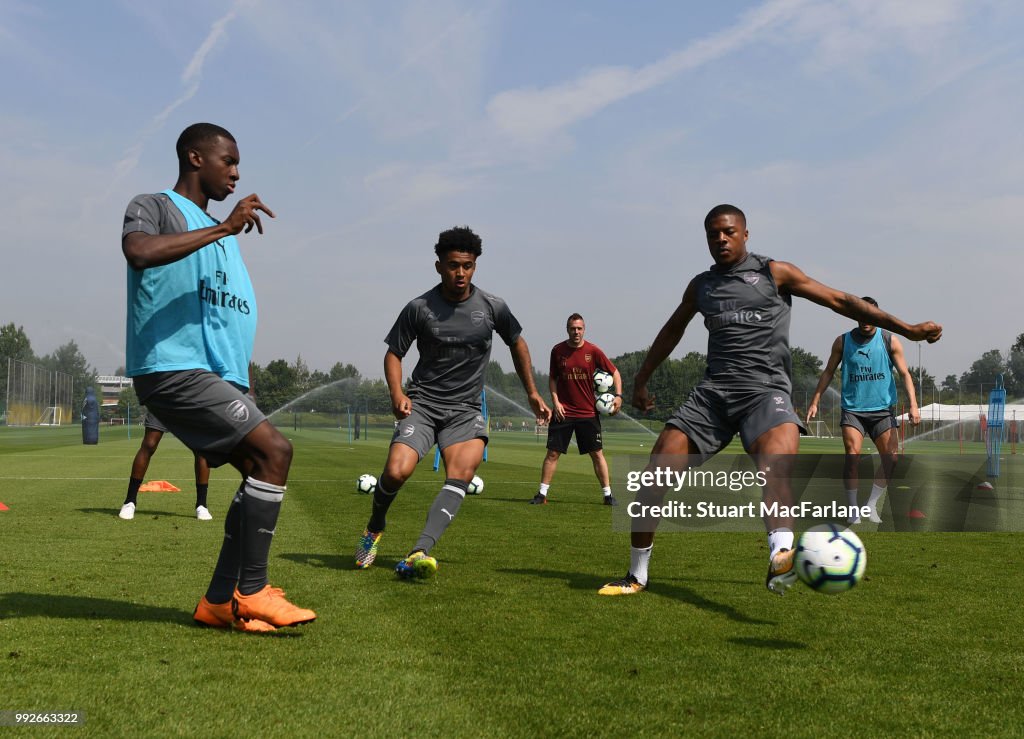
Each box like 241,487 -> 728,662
666,382 -> 807,461
840,408 -> 897,442
143,411 -> 167,434
391,401 -> 488,460
131,369 -> 265,467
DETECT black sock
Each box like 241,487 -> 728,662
195,483 -> 209,509
367,478 -> 398,533
124,477 -> 142,506
237,478 -> 284,596
204,487 -> 243,603
413,479 -> 467,555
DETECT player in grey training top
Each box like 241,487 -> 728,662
598,204 -> 942,598
387,284 -> 522,408
697,251 -> 794,392
354,226 -> 552,580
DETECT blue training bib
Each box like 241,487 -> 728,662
125,190 -> 257,387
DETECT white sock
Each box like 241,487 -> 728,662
867,484 -> 885,508
538,483 -> 549,496
602,486 -> 612,497
867,484 -> 885,523
629,545 -> 653,586
768,528 -> 794,559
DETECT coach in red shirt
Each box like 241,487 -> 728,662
530,313 -> 622,506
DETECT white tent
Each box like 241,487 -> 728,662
898,403 -> 1024,422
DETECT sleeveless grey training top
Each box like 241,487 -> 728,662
693,252 -> 793,392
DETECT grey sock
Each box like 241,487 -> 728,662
413,479 -> 467,555
368,478 -> 397,533
237,478 -> 285,596
205,486 -> 243,603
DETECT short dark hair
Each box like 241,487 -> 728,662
176,123 -> 236,166
566,313 -> 584,328
435,226 -> 482,257
861,296 -> 879,307
704,204 -> 746,231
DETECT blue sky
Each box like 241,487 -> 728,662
1,0 -> 1021,385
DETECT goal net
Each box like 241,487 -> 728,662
5,358 -> 74,426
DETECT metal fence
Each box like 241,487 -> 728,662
4,358 -> 74,426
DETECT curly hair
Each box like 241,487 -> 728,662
435,226 -> 483,257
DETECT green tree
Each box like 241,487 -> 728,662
941,374 -> 959,401
612,350 -> 707,421
117,386 -> 143,422
329,362 -> 360,381
39,339 -> 97,413
906,365 -> 937,406
0,323 -> 36,414
1005,351 -> 1024,400
0,322 -> 34,362
790,346 -> 824,394
960,350 -> 1006,404
362,378 -> 392,415
292,355 -> 313,394
254,359 -> 299,413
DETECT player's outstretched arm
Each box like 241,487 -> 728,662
807,335 -> 844,423
384,350 -> 412,419
510,337 -> 552,424
770,261 -> 942,343
888,335 -> 921,424
633,279 -> 699,411
122,194 -> 275,270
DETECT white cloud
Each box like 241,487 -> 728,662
103,1 -> 245,197
485,0 -> 810,144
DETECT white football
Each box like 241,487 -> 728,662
795,523 -> 867,594
356,473 -> 378,494
593,370 -> 614,393
595,392 -> 616,415
467,475 -> 484,495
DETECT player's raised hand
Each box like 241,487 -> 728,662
907,321 -> 942,343
632,383 -> 655,413
225,194 -> 275,235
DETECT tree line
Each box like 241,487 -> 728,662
4,320 -> 1024,424
0,323 -> 96,417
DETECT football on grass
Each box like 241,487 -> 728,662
795,523 -> 866,594
467,475 -> 484,495
356,473 -> 377,494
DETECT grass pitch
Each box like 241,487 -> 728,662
2,424 -> 1023,737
